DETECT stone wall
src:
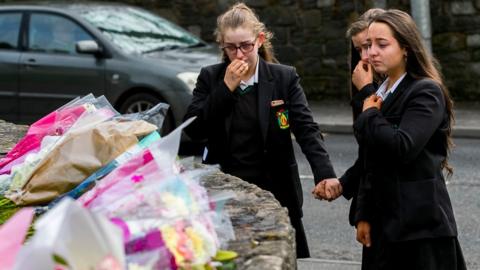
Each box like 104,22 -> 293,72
117,0 -> 480,101
200,170 -> 296,270
3,0 -> 480,100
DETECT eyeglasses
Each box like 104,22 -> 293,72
222,40 -> 256,54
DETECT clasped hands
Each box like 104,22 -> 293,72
311,178 -> 342,201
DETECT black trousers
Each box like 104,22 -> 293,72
290,214 -> 310,258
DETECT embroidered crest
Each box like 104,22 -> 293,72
276,109 -> 289,129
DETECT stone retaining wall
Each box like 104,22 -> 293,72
201,170 -> 296,270
2,0 -> 479,100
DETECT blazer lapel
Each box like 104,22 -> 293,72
257,58 -> 274,142
381,73 -> 413,115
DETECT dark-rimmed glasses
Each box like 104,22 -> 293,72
222,39 -> 256,55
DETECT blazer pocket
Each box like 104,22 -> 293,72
399,179 -> 442,232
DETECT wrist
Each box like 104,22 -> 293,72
224,79 -> 237,92
356,81 -> 372,90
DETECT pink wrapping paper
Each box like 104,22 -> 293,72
0,208 -> 34,270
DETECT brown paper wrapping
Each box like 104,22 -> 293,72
10,120 -> 156,206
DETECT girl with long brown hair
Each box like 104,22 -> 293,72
353,9 -> 466,270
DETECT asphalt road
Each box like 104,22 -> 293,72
295,133 -> 480,269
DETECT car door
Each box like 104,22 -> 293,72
0,11 -> 22,122
18,11 -> 106,123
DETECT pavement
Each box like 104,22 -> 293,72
297,258 -> 361,270
309,100 -> 480,138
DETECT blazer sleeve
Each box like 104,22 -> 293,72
354,173 -> 374,224
339,156 -> 362,200
340,84 -> 376,200
286,67 -> 336,183
353,80 -> 446,163
183,66 -> 237,140
351,83 -> 376,120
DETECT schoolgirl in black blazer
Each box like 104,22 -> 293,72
183,3 -> 337,258
352,10 -> 466,270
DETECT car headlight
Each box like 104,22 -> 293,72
176,72 -> 199,94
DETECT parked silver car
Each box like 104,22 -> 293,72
0,2 -> 218,132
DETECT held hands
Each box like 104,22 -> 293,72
356,221 -> 372,247
352,60 -> 373,90
362,94 -> 383,112
312,178 -> 343,201
224,59 -> 249,92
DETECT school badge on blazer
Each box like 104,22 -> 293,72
276,108 -> 290,129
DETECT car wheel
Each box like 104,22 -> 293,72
119,93 -> 174,135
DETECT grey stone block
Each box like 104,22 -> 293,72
451,1 -> 476,15
467,34 -> 480,47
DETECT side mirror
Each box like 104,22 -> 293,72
76,40 -> 102,55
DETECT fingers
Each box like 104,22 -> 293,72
312,179 -> 342,201
366,62 -> 372,74
364,229 -> 371,247
359,230 -> 372,247
352,60 -> 373,90
224,60 -> 249,91
356,229 -> 362,244
325,183 -> 332,199
353,61 -> 364,73
356,221 -> 372,247
362,94 -> 383,111
312,180 -> 326,200
325,179 -> 342,201
229,60 -> 249,76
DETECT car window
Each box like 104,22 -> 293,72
74,6 -> 203,54
0,12 -> 22,50
28,13 -> 94,54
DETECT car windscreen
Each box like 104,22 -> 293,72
74,5 -> 203,54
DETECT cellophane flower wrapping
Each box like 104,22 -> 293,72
0,94 -> 97,176
41,103 -> 169,212
3,115 -> 235,269
42,131 -> 161,213
0,95 -> 118,196
12,198 -> 125,270
81,118 -> 235,269
0,208 -> 34,270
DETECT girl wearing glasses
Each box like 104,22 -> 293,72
184,3 -> 339,258
353,10 -> 466,270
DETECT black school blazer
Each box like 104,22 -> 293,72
352,73 -> 458,242
184,58 -> 336,217
340,83 -> 377,226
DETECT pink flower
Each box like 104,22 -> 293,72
131,174 -> 144,183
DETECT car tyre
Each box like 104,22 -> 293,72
119,93 -> 174,135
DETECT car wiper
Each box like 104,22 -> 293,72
142,45 -> 182,54
186,42 -> 206,48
